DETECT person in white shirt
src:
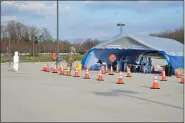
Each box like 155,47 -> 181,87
13,51 -> 19,72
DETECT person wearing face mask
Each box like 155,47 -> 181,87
13,51 -> 19,72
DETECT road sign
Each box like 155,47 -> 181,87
109,54 -> 117,63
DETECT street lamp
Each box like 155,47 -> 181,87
117,23 -> 125,35
57,0 -> 59,55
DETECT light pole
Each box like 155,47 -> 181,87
8,34 -> 10,61
6,32 -> 11,61
117,23 -> 125,35
57,0 -> 59,55
32,35 -> 35,58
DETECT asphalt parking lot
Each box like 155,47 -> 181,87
1,62 -> 184,122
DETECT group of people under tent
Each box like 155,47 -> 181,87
97,55 -> 153,74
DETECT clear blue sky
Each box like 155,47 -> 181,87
1,1 -> 184,41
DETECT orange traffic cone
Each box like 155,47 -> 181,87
84,69 -> 90,79
59,64 -> 65,75
117,72 -> 124,84
97,70 -> 104,81
180,74 -> 184,84
65,66 -> 71,76
52,65 -> 58,73
45,64 -> 50,72
151,75 -> 160,89
105,65 -> 109,73
109,66 -> 114,75
176,69 -> 181,78
42,64 -> 47,71
116,65 -> 119,73
101,66 -> 105,74
73,66 -> 80,77
126,68 -> 132,77
50,64 -> 54,72
126,66 -> 128,73
160,71 -> 167,81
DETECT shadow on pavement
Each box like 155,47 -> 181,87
91,89 -> 183,110
92,91 -> 120,97
91,89 -> 140,97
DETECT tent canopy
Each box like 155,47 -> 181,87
82,34 -> 184,71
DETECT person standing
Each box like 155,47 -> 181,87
139,56 -> 144,73
67,53 -> 74,72
145,56 -> 149,73
123,56 -> 128,72
119,57 -> 123,72
142,56 -> 147,73
148,57 -> 152,73
13,51 -> 19,72
116,58 -> 121,71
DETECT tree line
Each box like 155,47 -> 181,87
1,20 -> 184,55
1,20 -> 100,55
149,27 -> 184,44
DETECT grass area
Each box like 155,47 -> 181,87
1,55 -> 84,63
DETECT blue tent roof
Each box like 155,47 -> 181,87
82,34 -> 184,71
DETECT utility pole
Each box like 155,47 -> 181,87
57,0 -> 59,55
32,36 -> 35,58
117,23 -> 125,35
8,36 -> 10,61
6,32 -> 11,62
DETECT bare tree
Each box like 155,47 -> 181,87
41,27 -> 52,42
150,27 -> 184,44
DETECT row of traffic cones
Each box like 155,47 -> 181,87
42,63 -> 184,85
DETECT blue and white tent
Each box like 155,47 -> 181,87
81,34 -> 184,71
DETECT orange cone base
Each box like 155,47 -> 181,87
97,79 -> 104,81
116,82 -> 124,84
126,75 -> 132,77
45,69 -> 50,72
84,77 -> 90,79
73,75 -> 80,77
151,87 -> 160,89
59,71 -> 65,75
160,79 -> 167,81
66,74 -> 71,76
180,78 -> 184,84
160,76 -> 167,81
52,72 -> 58,73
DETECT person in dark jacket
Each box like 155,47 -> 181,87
97,59 -> 102,65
